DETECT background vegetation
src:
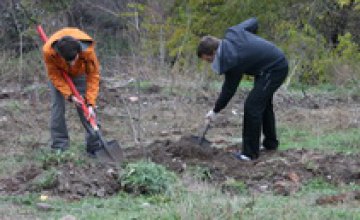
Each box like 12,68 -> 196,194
1,0 -> 359,86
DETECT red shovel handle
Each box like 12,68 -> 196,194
36,25 -> 98,131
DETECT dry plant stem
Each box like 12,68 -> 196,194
118,93 -> 139,146
284,58 -> 300,90
133,56 -> 144,157
129,5 -> 145,158
10,0 -> 23,81
33,45 -> 46,104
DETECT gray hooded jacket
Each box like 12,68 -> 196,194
212,18 -> 288,113
219,17 -> 286,75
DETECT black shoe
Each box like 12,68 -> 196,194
86,145 -> 103,158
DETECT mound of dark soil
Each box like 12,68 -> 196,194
54,163 -> 120,199
125,135 -> 360,195
0,162 -> 120,200
0,135 -> 359,199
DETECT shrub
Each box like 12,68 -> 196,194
120,161 -> 177,195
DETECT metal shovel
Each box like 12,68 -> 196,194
80,113 -> 123,164
190,121 -> 211,147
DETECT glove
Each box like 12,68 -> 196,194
69,95 -> 83,107
205,110 -> 216,122
87,105 -> 96,120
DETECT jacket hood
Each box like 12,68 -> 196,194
43,28 -> 95,55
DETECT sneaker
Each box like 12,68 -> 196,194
233,152 -> 251,161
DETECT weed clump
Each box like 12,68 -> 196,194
36,148 -> 85,169
120,161 -> 177,195
30,167 -> 58,191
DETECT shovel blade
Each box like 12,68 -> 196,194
189,135 -> 211,147
95,140 -> 123,164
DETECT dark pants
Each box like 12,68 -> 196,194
242,65 -> 288,159
49,74 -> 101,151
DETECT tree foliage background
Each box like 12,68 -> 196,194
0,0 -> 359,85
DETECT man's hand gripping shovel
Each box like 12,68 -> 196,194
36,25 -> 123,164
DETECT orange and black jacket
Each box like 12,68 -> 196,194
42,28 -> 100,106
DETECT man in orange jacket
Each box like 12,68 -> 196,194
42,27 -> 101,155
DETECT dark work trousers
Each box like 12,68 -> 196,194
49,74 -> 101,151
242,65 -> 288,159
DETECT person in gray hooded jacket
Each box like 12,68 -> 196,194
197,17 -> 288,160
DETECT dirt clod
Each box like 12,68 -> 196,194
316,193 -> 348,205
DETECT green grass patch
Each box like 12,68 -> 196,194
301,178 -> 337,192
241,192 -> 359,220
127,80 -> 158,92
209,79 -> 254,91
2,193 -> 40,206
287,81 -> 360,98
322,129 -> 360,151
33,143 -> 87,169
240,79 -> 254,89
1,181 -> 358,220
279,126 -> 360,153
3,100 -> 23,113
